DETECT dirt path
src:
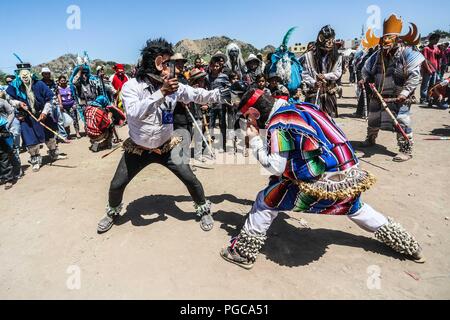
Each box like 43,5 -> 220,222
1,80 -> 449,299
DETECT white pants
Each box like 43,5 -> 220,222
243,191 -> 388,236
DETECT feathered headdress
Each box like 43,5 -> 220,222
280,27 -> 297,51
270,27 -> 302,94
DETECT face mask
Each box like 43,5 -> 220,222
229,49 -> 239,58
382,35 -> 398,52
19,70 -> 32,85
318,34 -> 334,51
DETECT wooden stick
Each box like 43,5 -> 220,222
202,113 -> 215,158
424,137 -> 450,141
368,83 -> 411,143
24,108 -> 68,141
101,145 -> 122,159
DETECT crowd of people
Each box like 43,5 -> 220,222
0,13 -> 448,271
1,23 -> 449,192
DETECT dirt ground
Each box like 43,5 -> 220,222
1,78 -> 449,300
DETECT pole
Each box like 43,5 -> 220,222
186,106 -> 216,159
202,113 -> 214,153
24,108 -> 68,141
101,145 -> 122,159
424,137 -> 450,141
368,83 -> 411,144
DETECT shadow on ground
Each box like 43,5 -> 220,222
350,140 -> 397,159
430,125 -> 450,137
114,194 -> 405,267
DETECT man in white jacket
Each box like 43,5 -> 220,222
97,38 -> 226,234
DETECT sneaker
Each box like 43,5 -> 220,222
32,163 -> 41,172
97,204 -> 123,234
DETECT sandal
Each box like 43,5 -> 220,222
393,153 -> 412,162
200,214 -> 214,232
220,247 -> 254,270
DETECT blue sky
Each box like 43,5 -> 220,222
1,0 -> 449,73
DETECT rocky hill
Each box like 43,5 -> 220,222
33,54 -> 134,77
175,36 -> 274,64
24,36 -> 275,78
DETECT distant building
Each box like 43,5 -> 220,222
343,38 -> 361,50
289,43 -> 308,55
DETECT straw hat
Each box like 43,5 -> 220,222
170,53 -> 188,63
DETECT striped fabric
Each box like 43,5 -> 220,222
363,45 -> 425,97
84,106 -> 111,139
267,102 -> 358,179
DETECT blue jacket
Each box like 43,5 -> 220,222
6,79 -> 54,114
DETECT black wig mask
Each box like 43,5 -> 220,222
135,38 -> 174,82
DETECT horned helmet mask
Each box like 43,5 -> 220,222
362,14 -> 421,53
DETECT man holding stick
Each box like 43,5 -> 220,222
361,14 -> 424,162
97,38 -> 229,234
6,63 -> 67,172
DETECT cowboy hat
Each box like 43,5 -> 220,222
245,54 -> 261,65
211,51 -> 228,63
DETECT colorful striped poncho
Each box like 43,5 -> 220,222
267,102 -> 359,180
262,103 -> 374,216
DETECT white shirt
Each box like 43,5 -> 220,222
250,99 -> 290,176
121,78 -> 221,149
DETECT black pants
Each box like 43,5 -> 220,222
0,146 -> 13,183
209,107 -> 227,150
108,148 -> 206,208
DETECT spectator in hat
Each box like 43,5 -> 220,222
189,68 -> 210,162
243,54 -> 263,85
170,53 -> 197,164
